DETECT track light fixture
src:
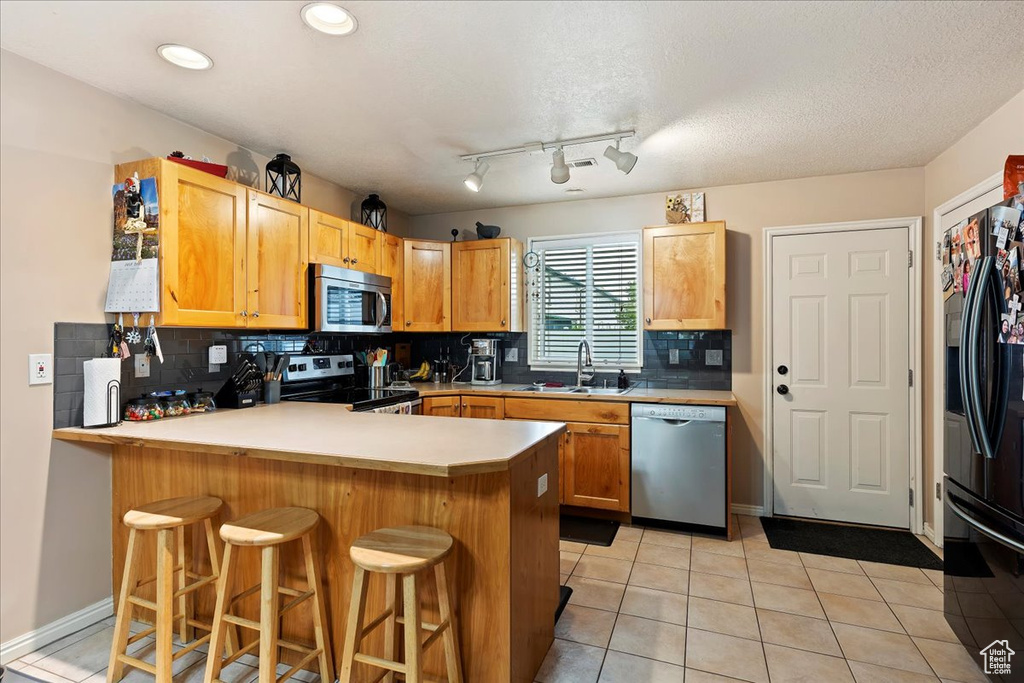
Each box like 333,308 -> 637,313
603,139 -> 638,175
550,149 -> 570,185
464,160 -> 489,192
460,130 -> 635,192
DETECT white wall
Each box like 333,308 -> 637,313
0,50 -> 406,644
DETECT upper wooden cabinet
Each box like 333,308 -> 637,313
643,222 -> 727,330
403,239 -> 451,332
379,233 -> 404,331
451,238 -> 525,332
246,191 -> 308,328
308,210 -> 379,274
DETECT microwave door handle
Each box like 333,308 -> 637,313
375,291 -> 387,330
960,258 -> 983,456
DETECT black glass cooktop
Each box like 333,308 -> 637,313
282,387 -> 418,411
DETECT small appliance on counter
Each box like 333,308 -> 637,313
470,339 -> 502,385
281,354 -> 420,413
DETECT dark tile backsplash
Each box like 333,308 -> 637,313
53,323 -> 730,428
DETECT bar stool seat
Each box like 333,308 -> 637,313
349,525 -> 454,573
123,495 -> 223,530
218,507 -> 318,546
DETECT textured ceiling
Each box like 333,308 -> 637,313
2,1 -> 1023,215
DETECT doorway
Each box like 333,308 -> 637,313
764,218 -> 923,530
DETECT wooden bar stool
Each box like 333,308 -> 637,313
108,495 -> 228,683
339,526 -> 463,683
204,507 -> 333,683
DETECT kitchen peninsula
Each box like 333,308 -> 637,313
53,404 -> 564,682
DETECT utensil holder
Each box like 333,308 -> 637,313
263,379 -> 281,404
369,366 -> 386,389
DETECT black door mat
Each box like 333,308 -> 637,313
560,515 -> 619,546
556,585 -> 573,623
760,516 -> 943,570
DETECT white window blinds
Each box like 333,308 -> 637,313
529,232 -> 642,369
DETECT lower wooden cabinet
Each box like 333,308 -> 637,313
460,396 -> 504,420
421,396 -> 461,417
563,422 -> 630,512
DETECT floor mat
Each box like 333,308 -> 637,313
760,516 -> 943,570
556,585 -> 573,623
560,515 -> 619,546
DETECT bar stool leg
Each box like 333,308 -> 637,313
108,529 -> 141,683
339,567 -> 368,683
203,519 -> 238,655
402,573 -> 422,683
203,544 -> 235,683
176,526 -> 193,644
301,535 -> 334,683
155,529 -> 175,683
258,546 -> 281,683
383,573 -> 400,683
434,563 -> 464,683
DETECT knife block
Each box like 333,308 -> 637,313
214,383 -> 259,409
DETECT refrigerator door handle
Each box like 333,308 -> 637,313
945,488 -> 1024,554
983,260 -> 1010,459
960,256 -> 984,456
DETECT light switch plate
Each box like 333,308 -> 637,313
135,353 -> 151,378
669,348 -> 680,365
537,473 -> 548,497
505,347 -> 518,362
705,349 -> 723,366
28,353 -> 52,385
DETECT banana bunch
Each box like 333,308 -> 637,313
409,361 -> 433,381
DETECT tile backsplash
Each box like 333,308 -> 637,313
53,323 -> 730,427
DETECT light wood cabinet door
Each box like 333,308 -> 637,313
246,191 -> 308,329
379,233 -> 403,331
452,239 -> 511,331
422,396 -> 461,417
162,164 -> 248,327
403,240 -> 451,332
643,222 -> 726,330
460,396 -> 504,420
308,209 -> 348,268
347,222 -> 379,274
564,422 -> 630,512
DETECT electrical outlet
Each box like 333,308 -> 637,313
669,348 -> 680,364
705,349 -> 723,366
135,353 -> 151,378
505,347 -> 518,362
209,344 -> 227,372
28,353 -> 52,385
537,473 -> 548,497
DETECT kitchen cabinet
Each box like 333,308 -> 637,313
460,396 -> 504,420
403,239 -> 451,332
422,395 -> 461,417
379,233 -> 404,331
643,222 -> 726,330
247,190 -> 309,328
308,210 -> 379,274
451,238 -> 525,332
563,423 -> 630,512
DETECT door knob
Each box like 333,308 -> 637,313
777,384 -> 789,395
777,365 -> 788,375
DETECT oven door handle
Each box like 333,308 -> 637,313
945,489 -> 1024,554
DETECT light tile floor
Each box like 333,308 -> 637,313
540,514 -> 990,683
3,515 -> 985,683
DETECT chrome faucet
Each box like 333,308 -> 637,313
576,339 -> 595,387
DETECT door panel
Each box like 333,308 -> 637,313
460,396 -> 504,420
247,191 -> 308,328
452,240 -> 509,331
643,222 -> 726,329
379,233 -> 403,331
422,396 -> 460,417
564,422 -> 629,512
309,209 -> 347,268
347,222 -> 379,273
772,227 -> 910,528
164,166 -> 247,326
403,240 -> 451,332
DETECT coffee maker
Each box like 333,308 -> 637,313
470,339 -> 502,386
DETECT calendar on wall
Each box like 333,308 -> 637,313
105,173 -> 160,312
104,259 -> 159,312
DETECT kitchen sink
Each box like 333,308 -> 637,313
513,385 -> 633,396
514,386 -> 580,393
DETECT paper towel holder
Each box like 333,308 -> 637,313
83,379 -> 122,429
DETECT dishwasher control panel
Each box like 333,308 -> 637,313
631,404 -> 726,422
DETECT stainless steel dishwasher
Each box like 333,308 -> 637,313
631,404 -> 727,531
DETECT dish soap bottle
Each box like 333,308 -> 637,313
617,369 -> 629,390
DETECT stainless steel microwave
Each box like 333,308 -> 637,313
313,265 -> 392,333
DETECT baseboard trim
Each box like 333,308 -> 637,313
0,597 -> 113,665
923,522 -> 942,548
732,504 -> 765,517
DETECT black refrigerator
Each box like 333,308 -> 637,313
943,195 -> 1024,682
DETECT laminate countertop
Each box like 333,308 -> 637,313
414,382 -> 738,406
52,402 -> 564,477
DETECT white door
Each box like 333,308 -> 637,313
772,227 -> 911,528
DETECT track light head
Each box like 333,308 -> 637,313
464,160 -> 489,192
603,142 -> 638,175
550,149 -> 570,185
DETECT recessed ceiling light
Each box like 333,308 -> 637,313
301,3 -> 358,35
156,44 -> 213,70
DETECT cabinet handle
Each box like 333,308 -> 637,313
351,258 -> 358,264
406,321 -> 412,326
253,311 -> 260,318
462,403 -> 467,409
645,317 -> 652,323
241,310 -> 248,317
343,257 -> 350,263
501,319 -> 506,326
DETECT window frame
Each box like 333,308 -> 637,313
527,230 -> 644,372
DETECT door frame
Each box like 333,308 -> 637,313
929,172 -> 1003,547
762,217 -> 924,533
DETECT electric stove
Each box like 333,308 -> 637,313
280,354 -> 419,412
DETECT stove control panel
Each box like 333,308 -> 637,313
283,354 -> 354,382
